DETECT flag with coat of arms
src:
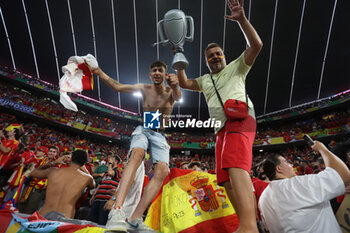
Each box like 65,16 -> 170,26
145,168 -> 239,232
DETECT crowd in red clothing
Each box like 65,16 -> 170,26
3,64 -> 350,125
0,116 -> 132,220
2,79 -> 350,147
168,132 -> 216,143
0,82 -> 136,138
0,108 -> 349,229
255,109 -> 350,141
0,65 -> 139,120
169,153 -> 216,173
257,89 -> 350,120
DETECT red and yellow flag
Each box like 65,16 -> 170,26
145,168 -> 239,233
5,123 -> 21,131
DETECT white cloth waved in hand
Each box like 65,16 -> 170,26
59,54 -> 98,112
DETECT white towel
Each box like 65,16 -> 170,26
59,54 -> 98,112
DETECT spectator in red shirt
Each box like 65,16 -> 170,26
300,160 -> 314,175
252,164 -> 270,224
0,128 -> 21,170
21,147 -> 37,165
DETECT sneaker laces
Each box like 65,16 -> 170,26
106,206 -> 126,228
127,218 -> 155,231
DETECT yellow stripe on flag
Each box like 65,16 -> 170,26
270,137 -> 285,144
14,167 -> 24,187
145,169 -> 238,233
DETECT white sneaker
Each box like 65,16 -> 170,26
127,218 -> 156,232
105,207 -> 127,232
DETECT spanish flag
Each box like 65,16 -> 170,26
5,124 -> 21,131
145,168 -> 239,233
0,209 -> 105,233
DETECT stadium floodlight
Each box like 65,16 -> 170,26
177,98 -> 183,103
133,92 -> 142,97
259,149 -> 263,152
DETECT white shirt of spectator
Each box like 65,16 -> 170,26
259,167 -> 345,233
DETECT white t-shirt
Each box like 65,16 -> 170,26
259,167 -> 345,233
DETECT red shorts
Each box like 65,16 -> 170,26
216,115 -> 256,185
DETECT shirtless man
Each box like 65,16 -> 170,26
29,150 -> 95,218
92,60 -> 181,231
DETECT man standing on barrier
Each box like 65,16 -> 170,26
92,60 -> 181,232
177,0 -> 263,232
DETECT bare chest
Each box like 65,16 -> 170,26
143,89 -> 172,110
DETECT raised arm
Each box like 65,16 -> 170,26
92,172 -> 104,179
93,68 -> 143,93
312,141 -> 350,186
79,165 -> 95,189
166,74 -> 182,101
0,143 -> 11,153
30,165 -> 56,179
0,131 -> 12,153
225,0 -> 263,66
107,163 -> 115,177
80,165 -> 91,175
177,69 -> 200,91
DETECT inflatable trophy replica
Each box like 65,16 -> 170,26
155,9 -> 194,70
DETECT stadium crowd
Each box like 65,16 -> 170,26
0,113 -> 349,230
3,64 -> 350,125
0,65 -> 139,120
2,80 -> 350,147
256,89 -> 350,120
0,68 -> 349,232
256,109 -> 350,140
0,81 -> 136,138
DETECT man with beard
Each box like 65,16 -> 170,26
177,0 -> 262,232
92,60 -> 181,232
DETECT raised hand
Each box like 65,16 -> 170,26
224,0 -> 245,22
104,199 -> 115,210
311,140 -> 328,154
165,73 -> 179,89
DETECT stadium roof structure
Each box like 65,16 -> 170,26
0,0 -> 349,120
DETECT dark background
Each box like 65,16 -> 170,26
1,0 -> 349,119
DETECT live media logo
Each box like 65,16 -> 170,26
143,110 -> 161,129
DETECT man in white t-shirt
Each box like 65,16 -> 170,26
259,141 -> 350,233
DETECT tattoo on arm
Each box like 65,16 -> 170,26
104,77 -> 120,91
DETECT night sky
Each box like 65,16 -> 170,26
1,0 -> 349,120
